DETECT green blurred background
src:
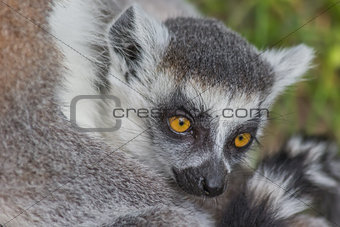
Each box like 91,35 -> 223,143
190,0 -> 340,151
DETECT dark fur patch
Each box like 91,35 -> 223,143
162,18 -> 274,95
109,7 -> 142,82
260,149 -> 314,196
219,190 -> 287,227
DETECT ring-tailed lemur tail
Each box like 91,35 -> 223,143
219,136 -> 340,227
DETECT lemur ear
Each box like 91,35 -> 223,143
261,44 -> 315,106
108,5 -> 169,82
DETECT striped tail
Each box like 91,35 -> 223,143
219,135 -> 340,227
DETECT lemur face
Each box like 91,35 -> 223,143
107,5 -> 314,197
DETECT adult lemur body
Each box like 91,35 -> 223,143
1,0 -> 340,226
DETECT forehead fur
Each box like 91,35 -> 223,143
161,18 -> 274,94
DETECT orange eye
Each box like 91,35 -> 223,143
234,133 -> 252,148
168,116 -> 191,133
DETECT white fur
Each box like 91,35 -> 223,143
286,136 -> 339,189
49,0 -> 170,151
49,0 -> 115,130
107,3 -> 170,83
248,169 -> 310,219
261,44 -> 315,106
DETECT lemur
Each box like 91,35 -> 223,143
1,0 -> 340,226
50,0 -> 315,197
47,0 -> 340,224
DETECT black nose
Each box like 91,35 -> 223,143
172,163 -> 227,197
201,177 -> 225,197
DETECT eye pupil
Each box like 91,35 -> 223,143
168,116 -> 191,133
239,136 -> 243,140
179,119 -> 184,126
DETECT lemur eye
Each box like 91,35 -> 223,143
234,133 -> 252,148
168,116 -> 191,133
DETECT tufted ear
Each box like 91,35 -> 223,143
261,44 -> 315,106
108,5 -> 169,82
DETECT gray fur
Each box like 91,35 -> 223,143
49,0 -> 316,217
162,18 -> 274,94
0,1 -> 211,226
0,45 -> 209,227
2,0 -> 336,226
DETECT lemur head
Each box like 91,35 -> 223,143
107,5 -> 314,197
